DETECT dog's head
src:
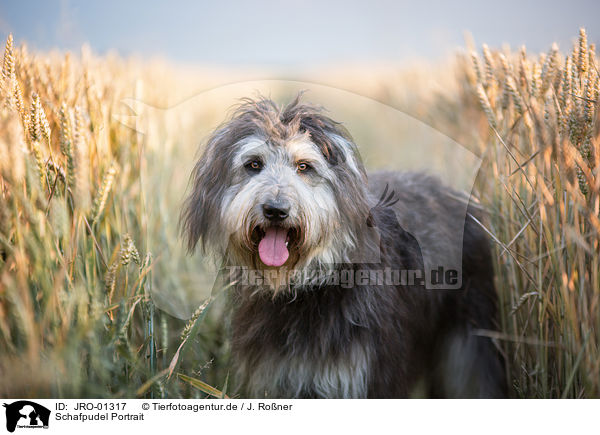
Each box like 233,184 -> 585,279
181,94 -> 371,280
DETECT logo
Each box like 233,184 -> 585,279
3,401 -> 50,433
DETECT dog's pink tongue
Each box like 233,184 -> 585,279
258,227 -> 289,267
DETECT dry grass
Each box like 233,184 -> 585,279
0,29 -> 598,398
456,29 -> 600,398
0,36 -> 229,398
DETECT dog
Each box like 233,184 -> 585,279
180,94 -> 506,398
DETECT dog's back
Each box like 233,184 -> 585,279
367,171 -> 506,398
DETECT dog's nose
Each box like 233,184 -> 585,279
262,200 -> 290,222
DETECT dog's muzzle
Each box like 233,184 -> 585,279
256,199 -> 289,267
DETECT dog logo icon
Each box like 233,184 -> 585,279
3,401 -> 50,432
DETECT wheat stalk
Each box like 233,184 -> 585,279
59,103 -> 76,192
91,164 -> 116,225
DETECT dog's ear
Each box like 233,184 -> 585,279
180,134 -> 230,254
301,117 -> 367,183
281,97 -> 366,180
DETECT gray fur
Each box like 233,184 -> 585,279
181,95 -> 507,398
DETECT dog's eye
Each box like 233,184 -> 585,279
245,160 -> 263,172
296,162 -> 312,173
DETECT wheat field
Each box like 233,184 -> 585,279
0,29 -> 598,398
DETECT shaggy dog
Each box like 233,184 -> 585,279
181,95 -> 506,398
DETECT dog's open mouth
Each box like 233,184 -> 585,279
252,226 -> 298,267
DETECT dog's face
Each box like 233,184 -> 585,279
181,96 -> 371,283
223,133 -> 347,269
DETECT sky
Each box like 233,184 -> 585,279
0,0 -> 599,66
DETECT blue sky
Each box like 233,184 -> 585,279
0,0 -> 598,66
